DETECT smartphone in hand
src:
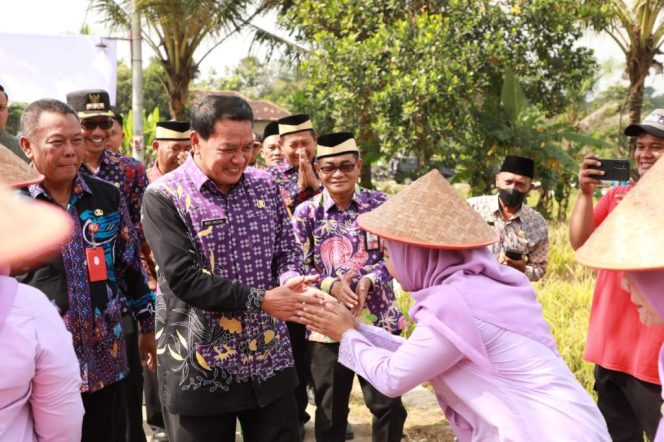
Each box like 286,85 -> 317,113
588,159 -> 630,182
505,248 -> 524,261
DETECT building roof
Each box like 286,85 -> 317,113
189,90 -> 291,121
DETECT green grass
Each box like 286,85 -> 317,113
394,221 -> 597,395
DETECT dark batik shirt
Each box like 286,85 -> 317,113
142,156 -> 303,415
292,186 -> 405,343
80,149 -> 148,242
15,174 -> 155,393
267,161 -> 322,216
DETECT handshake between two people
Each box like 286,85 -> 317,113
262,273 -> 367,342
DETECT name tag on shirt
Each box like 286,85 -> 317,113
86,247 -> 108,282
202,218 -> 227,227
365,232 -> 381,251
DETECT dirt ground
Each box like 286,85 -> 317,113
300,379 -> 456,442
144,379 -> 455,441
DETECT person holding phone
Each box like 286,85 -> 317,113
468,155 -> 548,281
569,108 -> 664,441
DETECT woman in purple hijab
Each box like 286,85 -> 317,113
576,156 -> 664,441
301,171 -> 609,441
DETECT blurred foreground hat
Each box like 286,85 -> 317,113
576,157 -> 664,270
316,132 -> 359,159
155,121 -> 191,141
624,109 -> 664,138
0,186 -> 72,267
278,114 -> 313,136
263,121 -> 279,139
66,89 -> 114,119
499,155 -> 534,179
357,170 -> 498,249
0,143 -> 42,187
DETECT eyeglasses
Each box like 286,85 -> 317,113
80,119 -> 114,131
319,162 -> 357,175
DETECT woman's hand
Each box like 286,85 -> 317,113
299,300 -> 358,341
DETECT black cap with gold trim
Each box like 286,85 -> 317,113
155,121 -> 191,141
278,114 -> 313,137
66,89 -> 114,119
316,132 -> 359,159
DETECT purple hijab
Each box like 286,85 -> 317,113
387,239 -> 559,372
626,270 -> 664,319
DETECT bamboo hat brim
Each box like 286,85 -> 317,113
576,157 -> 664,270
0,142 -> 43,187
0,187 -> 72,267
357,170 -> 498,249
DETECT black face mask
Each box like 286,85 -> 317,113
498,187 -> 526,208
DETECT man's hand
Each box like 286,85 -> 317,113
330,272 -> 359,309
298,150 -> 320,191
351,277 -> 372,317
299,301 -> 358,342
263,277 -> 334,323
139,332 -> 157,372
578,153 -> 603,195
500,253 -> 527,273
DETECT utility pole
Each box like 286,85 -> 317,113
130,0 -> 144,162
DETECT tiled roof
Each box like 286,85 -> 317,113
189,90 -> 291,121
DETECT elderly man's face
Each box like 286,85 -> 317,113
0,92 -> 8,132
20,111 -> 84,185
635,133 -> 664,177
317,153 -> 361,199
262,135 -> 283,166
281,131 -> 316,167
192,118 -> 253,194
153,139 -> 191,174
80,116 -> 113,156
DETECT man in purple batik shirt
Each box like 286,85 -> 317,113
142,94 -> 326,442
292,132 -> 407,442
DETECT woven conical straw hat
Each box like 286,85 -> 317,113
576,157 -> 664,270
357,170 -> 498,249
0,142 -> 42,187
0,186 -> 72,267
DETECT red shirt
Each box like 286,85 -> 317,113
584,185 -> 664,384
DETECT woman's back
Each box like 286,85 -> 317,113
432,319 -> 609,442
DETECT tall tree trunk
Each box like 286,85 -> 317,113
626,78 -> 644,160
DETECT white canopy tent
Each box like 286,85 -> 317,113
0,33 -> 118,105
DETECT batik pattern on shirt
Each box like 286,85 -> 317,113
80,149 -> 148,242
292,186 -> 405,343
467,194 -> 549,281
17,174 -> 154,393
267,161 -> 322,216
143,156 -> 302,414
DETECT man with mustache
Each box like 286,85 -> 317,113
468,155 -> 548,281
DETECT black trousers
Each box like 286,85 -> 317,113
594,364 -> 662,442
162,393 -> 299,442
144,365 -> 165,429
81,379 -> 126,442
121,319 -> 148,442
287,321 -> 311,424
310,341 -> 407,442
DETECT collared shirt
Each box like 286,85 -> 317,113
0,276 -> 84,442
292,186 -> 404,343
267,161 -> 323,216
142,156 -> 303,415
467,194 -> 548,281
80,149 -> 148,242
15,174 -> 155,393
146,162 -> 164,184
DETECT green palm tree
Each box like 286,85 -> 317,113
604,0 -> 664,156
92,0 -> 278,119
